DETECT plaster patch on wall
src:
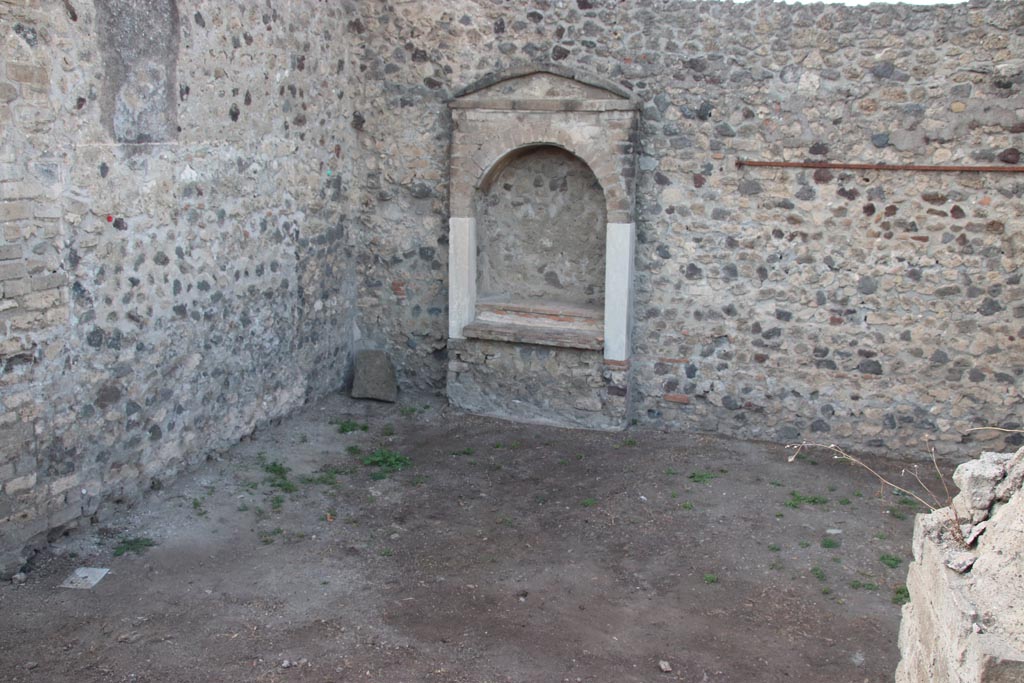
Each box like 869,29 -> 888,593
95,0 -> 179,145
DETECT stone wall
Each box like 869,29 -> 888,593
0,0 -> 363,575
350,0 -> 1023,455
448,338 -> 630,430
896,446 -> 1024,682
3,0 -> 1024,576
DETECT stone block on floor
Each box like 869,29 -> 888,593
351,350 -> 398,403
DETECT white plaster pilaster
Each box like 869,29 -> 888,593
603,222 -> 635,361
448,216 -> 477,339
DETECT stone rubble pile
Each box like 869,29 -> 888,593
896,446 -> 1024,682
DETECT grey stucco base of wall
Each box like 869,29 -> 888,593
447,339 -> 630,431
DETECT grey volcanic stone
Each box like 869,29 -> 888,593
351,350 -> 398,402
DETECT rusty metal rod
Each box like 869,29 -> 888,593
735,159 -> 1024,173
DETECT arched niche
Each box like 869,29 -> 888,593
447,67 -> 639,361
476,144 -> 607,308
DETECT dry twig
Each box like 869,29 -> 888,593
786,442 -> 967,548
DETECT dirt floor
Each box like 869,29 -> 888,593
0,393 -> 936,682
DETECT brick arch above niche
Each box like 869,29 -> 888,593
447,67 -> 639,362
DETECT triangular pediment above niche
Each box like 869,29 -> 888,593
452,65 -> 635,107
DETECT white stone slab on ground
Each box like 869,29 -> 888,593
60,567 -> 109,589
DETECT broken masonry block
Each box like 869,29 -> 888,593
351,350 -> 397,403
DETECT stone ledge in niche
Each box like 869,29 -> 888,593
462,320 -> 603,350
464,299 -> 603,350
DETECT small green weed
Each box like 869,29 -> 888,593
580,498 -> 597,508
346,445 -> 363,456
302,464 -> 356,486
258,527 -> 283,545
336,419 -> 368,434
303,472 -> 338,486
400,406 -> 418,417
113,537 -> 157,557
681,501 -> 694,510
665,468 -> 679,476
892,585 -> 911,605
621,438 -> 638,447
887,508 -> 907,520
768,544 -> 781,552
361,448 -> 411,475
379,548 -> 393,557
688,471 -> 717,484
703,573 -> 719,584
839,497 -> 851,505
785,491 -> 829,508
821,537 -> 840,549
380,424 -> 395,437
192,498 -> 207,516
263,461 -> 287,477
849,580 -> 878,591
271,494 -> 285,511
799,540 -> 811,548
451,447 -> 474,456
263,461 -> 297,492
880,554 -> 902,569
810,566 -> 827,582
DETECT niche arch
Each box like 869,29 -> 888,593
447,67 -> 639,361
